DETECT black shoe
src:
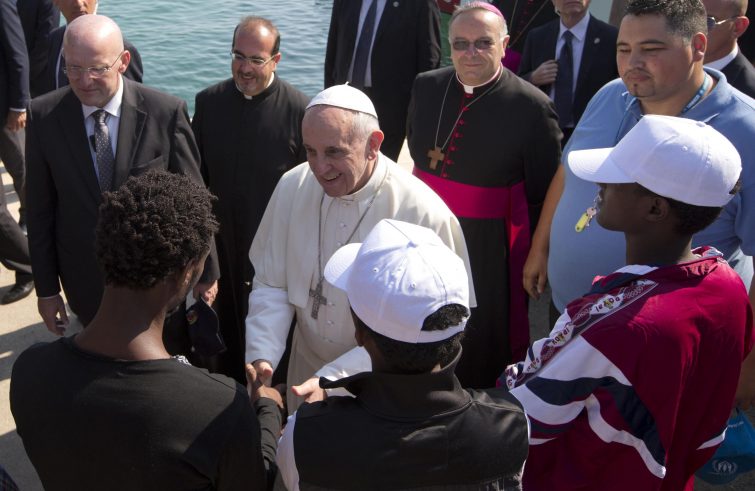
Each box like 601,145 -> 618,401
1,280 -> 34,304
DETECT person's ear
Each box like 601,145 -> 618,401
119,50 -> 131,74
691,32 -> 707,61
732,16 -> 750,39
646,195 -> 670,223
366,130 -> 384,160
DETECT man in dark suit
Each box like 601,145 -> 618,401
703,0 -> 755,97
17,0 -> 60,97
325,0 -> 441,160
0,0 -> 32,253
518,0 -> 618,141
26,14 -> 217,334
37,0 -> 142,96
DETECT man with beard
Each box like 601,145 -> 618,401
193,16 -> 308,383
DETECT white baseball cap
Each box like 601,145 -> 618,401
568,115 -> 741,207
324,219 -> 469,344
306,84 -> 378,119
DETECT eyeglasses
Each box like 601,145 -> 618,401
706,15 -> 737,31
63,51 -> 125,79
230,51 -> 276,67
451,38 -> 497,52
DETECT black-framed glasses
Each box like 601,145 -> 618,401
63,50 -> 126,79
451,38 -> 497,52
706,15 -> 737,31
230,51 -> 276,67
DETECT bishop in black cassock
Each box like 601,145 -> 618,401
407,4 -> 561,387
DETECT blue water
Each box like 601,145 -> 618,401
96,1 -> 334,114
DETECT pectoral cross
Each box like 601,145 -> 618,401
309,278 -> 328,319
427,146 -> 445,170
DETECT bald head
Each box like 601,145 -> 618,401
64,14 -> 124,55
62,15 -> 130,108
702,0 -> 750,62
233,16 -> 280,54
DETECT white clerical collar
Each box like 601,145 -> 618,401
705,44 -> 739,71
81,74 -> 124,120
457,64 -> 503,94
334,153 -> 388,203
559,12 -> 590,42
237,72 -> 275,100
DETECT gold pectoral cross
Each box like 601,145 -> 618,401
427,146 -> 445,170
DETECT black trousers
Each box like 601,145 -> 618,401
0,171 -> 32,283
0,126 -> 25,220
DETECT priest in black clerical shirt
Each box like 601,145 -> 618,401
192,16 -> 309,384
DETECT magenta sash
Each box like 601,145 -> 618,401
414,167 -> 531,361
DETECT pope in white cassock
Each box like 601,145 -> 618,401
245,84 -> 473,412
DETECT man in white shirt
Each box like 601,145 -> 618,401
324,0 -> 441,160
519,0 -> 618,141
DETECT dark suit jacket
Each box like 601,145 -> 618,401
17,0 -> 59,97
493,0 -> 559,53
722,51 -> 755,99
37,24 -> 143,96
0,0 -> 30,124
325,0 -> 440,152
519,15 -> 618,127
26,78 -> 216,324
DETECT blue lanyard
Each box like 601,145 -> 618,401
680,74 -> 711,114
613,74 -> 712,143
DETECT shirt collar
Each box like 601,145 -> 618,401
236,72 -> 276,100
620,67 -> 727,139
81,75 -> 124,120
705,44 -> 739,71
457,63 -> 503,94
321,348 -> 471,418
559,12 -> 590,42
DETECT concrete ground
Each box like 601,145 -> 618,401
2,149 -> 754,489
1,166 -> 50,490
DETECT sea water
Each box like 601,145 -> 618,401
97,0 -> 333,114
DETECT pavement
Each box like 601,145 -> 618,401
1,150 -> 754,490
1,166 -> 49,490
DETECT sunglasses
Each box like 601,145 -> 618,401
451,38 -> 497,51
706,15 -> 737,31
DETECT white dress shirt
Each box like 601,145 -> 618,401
705,44 -> 739,71
348,0 -> 387,87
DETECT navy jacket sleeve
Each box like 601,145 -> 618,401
0,0 -> 30,111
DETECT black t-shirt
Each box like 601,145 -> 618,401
10,336 -> 276,491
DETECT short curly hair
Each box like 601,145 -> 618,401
95,171 -> 218,289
